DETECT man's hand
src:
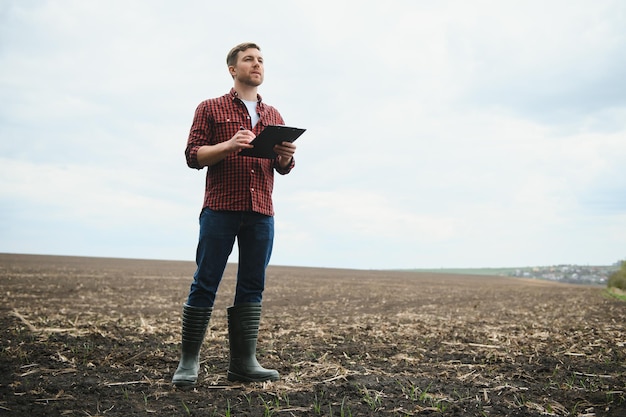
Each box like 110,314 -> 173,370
228,129 -> 255,153
274,141 -> 296,168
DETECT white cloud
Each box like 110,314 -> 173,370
1,0 -> 625,268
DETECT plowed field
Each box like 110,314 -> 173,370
1,254 -> 624,416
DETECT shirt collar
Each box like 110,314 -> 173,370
230,88 -> 263,104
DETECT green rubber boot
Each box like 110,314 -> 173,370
172,304 -> 212,387
227,303 -> 279,382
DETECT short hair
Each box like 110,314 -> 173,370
226,42 -> 261,67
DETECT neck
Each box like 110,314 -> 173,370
234,83 -> 258,101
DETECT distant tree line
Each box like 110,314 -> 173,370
608,260 -> 626,290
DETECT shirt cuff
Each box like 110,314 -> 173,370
186,146 -> 201,169
275,157 -> 295,175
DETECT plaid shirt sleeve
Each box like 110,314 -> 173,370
184,90 -> 294,216
185,101 -> 212,170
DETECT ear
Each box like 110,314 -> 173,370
228,65 -> 236,77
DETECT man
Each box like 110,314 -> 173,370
172,42 -> 296,387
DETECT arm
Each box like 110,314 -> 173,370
185,101 -> 254,169
196,130 -> 255,168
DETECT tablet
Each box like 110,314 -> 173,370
239,125 -> 306,159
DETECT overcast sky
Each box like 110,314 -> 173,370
1,0 -> 625,269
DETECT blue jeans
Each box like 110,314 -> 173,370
186,208 -> 274,308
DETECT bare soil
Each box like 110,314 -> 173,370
1,253 -> 624,416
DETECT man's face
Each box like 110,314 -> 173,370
230,48 -> 264,87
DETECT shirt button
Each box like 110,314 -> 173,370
251,188 -> 255,192
251,169 -> 255,173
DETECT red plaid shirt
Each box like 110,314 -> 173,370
185,88 -> 295,216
